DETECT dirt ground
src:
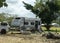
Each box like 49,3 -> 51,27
0,32 -> 60,43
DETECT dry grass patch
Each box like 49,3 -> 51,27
0,32 -> 60,43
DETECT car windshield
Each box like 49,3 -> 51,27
1,23 -> 7,26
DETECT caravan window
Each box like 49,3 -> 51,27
1,23 -> 7,26
31,22 -> 34,25
15,17 -> 21,19
24,22 -> 28,25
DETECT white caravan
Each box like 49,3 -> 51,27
11,17 -> 42,32
0,21 -> 10,34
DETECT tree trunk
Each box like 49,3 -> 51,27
45,25 -> 51,31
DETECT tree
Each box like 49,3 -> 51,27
0,0 -> 7,7
23,0 -> 60,31
0,13 -> 6,22
0,13 -> 13,22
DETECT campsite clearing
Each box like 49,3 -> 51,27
0,32 -> 60,43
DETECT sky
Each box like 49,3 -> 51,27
0,0 -> 36,18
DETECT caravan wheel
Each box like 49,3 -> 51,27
1,29 -> 6,34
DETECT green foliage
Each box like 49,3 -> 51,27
46,1 -> 60,12
0,13 -> 13,23
0,0 -> 6,2
23,0 -> 60,31
23,1 -> 33,10
4,2 -> 8,7
0,13 -> 6,22
0,0 -> 7,7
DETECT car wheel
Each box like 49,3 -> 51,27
1,29 -> 6,34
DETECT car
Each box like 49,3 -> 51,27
0,21 -> 10,34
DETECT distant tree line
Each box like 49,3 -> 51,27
0,13 -> 18,24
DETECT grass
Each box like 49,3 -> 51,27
42,27 -> 60,32
0,32 -> 59,43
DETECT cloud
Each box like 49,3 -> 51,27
6,0 -> 18,4
0,0 -> 36,18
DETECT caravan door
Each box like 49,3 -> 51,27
35,21 -> 38,31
